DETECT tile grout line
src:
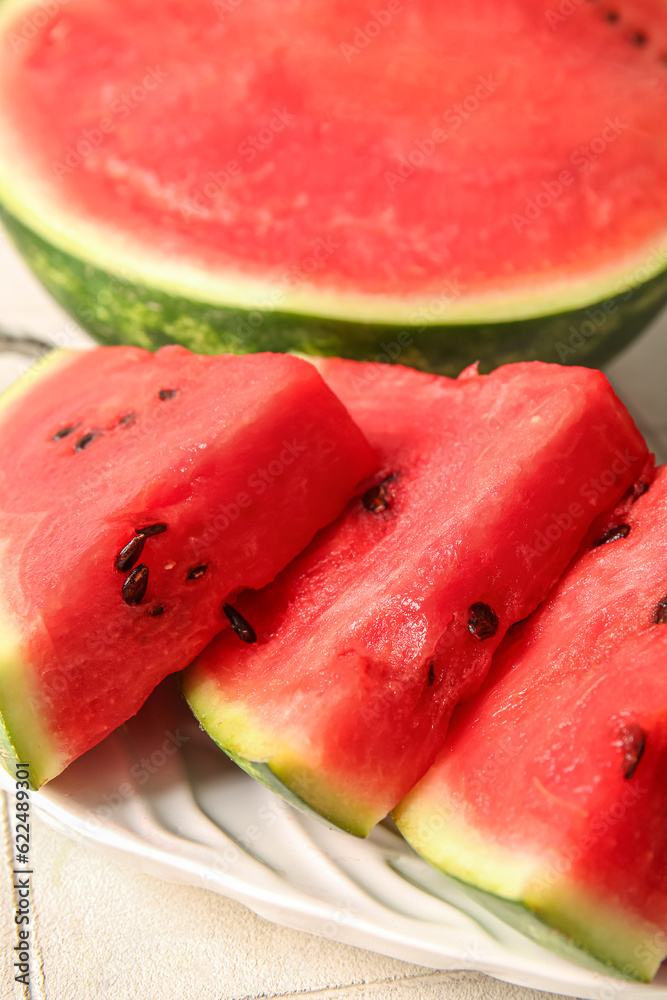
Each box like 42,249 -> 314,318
233,968 -> 481,1000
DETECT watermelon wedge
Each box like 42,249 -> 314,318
394,465 -> 667,982
0,346 -> 375,786
1,0 -> 667,372
183,359 -> 651,836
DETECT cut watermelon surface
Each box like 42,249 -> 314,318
184,359 -> 650,836
0,346 -> 375,786
394,465 -> 667,982
1,0 -> 667,371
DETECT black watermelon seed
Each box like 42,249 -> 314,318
137,523 -> 167,537
631,30 -> 648,45
119,411 -> 137,427
606,9 -> 620,21
158,388 -> 179,401
75,431 -> 99,452
116,534 -> 146,573
149,604 -> 166,617
468,603 -> 499,641
363,474 -> 395,513
653,595 -> 667,624
223,603 -> 257,644
427,662 -> 435,686
187,564 -> 208,580
617,724 -> 646,779
51,423 -> 79,441
593,524 -> 631,547
122,564 -> 149,605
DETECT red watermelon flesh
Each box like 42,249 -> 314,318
1,0 -> 667,319
394,464 -> 667,981
184,359 -> 650,836
0,346 -> 375,786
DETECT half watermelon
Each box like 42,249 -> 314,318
0,346 -> 375,786
1,0 -> 667,372
184,359 -> 651,836
394,465 -> 667,981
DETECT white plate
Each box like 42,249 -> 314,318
3,679 -> 666,1000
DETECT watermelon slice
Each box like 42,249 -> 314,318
1,0 -> 667,373
183,359 -> 651,836
0,346 -> 375,787
394,465 -> 667,982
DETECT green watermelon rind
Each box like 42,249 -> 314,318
0,621 -> 67,789
393,793 -> 660,982
389,857 -> 636,983
183,680 -> 377,836
3,208 -> 667,377
220,747 -> 355,830
216,748 -> 376,838
0,350 -> 80,788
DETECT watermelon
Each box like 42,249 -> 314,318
0,345 -> 375,787
394,465 -> 667,982
1,0 -> 667,374
183,359 -> 651,836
